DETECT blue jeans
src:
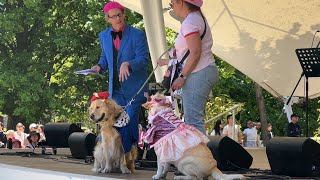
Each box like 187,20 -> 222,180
182,65 -> 219,135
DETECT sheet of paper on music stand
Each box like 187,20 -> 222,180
75,69 -> 97,75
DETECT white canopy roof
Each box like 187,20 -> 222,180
117,0 -> 320,99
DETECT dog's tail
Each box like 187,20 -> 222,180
210,167 -> 245,180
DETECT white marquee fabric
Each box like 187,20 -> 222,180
117,0 -> 320,98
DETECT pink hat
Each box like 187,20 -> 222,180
184,0 -> 203,7
103,1 -> 125,14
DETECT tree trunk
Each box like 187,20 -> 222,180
254,83 -> 268,139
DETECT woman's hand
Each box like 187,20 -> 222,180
119,62 -> 130,82
157,59 -> 169,67
172,77 -> 185,90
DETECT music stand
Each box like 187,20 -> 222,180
286,48 -> 320,137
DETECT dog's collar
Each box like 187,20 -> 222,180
113,111 -> 130,128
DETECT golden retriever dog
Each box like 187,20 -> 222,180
89,92 -> 137,174
92,142 -> 105,172
142,93 -> 245,180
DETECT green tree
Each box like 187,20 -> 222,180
0,0 -> 145,130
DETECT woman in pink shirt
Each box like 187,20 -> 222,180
158,0 -> 218,134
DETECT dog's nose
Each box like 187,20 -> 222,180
90,114 -> 94,120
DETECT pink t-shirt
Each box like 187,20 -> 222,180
175,11 -> 214,73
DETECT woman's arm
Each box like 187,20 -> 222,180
180,32 -> 201,76
172,33 -> 201,90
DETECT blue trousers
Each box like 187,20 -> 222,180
112,89 -> 145,153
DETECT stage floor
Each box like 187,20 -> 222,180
0,148 -> 318,180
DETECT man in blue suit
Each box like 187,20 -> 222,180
92,1 -> 149,154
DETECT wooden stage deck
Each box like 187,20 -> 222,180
0,147 -> 317,179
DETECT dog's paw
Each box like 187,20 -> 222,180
152,175 -> 161,180
102,167 -> 112,173
91,168 -> 98,173
97,168 -> 104,173
120,167 -> 131,174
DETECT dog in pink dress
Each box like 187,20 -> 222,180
142,93 -> 245,180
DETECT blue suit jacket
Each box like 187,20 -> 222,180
98,25 -> 149,101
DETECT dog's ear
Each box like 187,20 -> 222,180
104,99 -> 122,116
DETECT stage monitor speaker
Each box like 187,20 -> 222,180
68,132 -> 96,159
44,123 -> 83,147
207,136 -> 253,171
266,137 -> 320,177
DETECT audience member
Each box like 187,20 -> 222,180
0,122 -> 7,148
262,123 -> 273,146
14,123 -> 28,148
26,131 -> 40,149
287,114 -> 301,137
222,115 -> 242,144
37,124 -> 46,141
211,120 -> 224,136
29,123 -> 38,133
5,130 -> 15,140
12,139 -> 21,148
243,120 -> 259,147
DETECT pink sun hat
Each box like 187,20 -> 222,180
103,1 -> 125,14
184,0 -> 203,7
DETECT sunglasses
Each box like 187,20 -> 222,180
108,12 -> 124,20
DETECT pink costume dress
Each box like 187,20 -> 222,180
143,108 -> 209,164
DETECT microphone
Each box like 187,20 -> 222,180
163,7 -> 172,13
311,30 -> 319,48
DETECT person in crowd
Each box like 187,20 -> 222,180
243,120 -> 259,147
29,123 -> 38,133
157,0 -> 218,135
211,120 -> 225,136
0,122 -> 7,148
12,139 -> 22,148
262,123 -> 273,146
26,131 -> 40,149
91,1 -> 149,154
37,124 -> 46,141
287,114 -> 301,137
222,115 -> 242,144
14,123 -> 28,148
5,130 -> 15,140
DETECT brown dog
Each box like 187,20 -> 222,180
142,93 -> 245,180
89,92 -> 137,174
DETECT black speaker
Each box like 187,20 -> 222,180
68,132 -> 97,159
44,123 -> 83,147
266,137 -> 320,177
207,136 -> 253,171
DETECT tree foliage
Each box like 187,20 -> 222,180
0,0 -> 143,129
0,0 -> 319,136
